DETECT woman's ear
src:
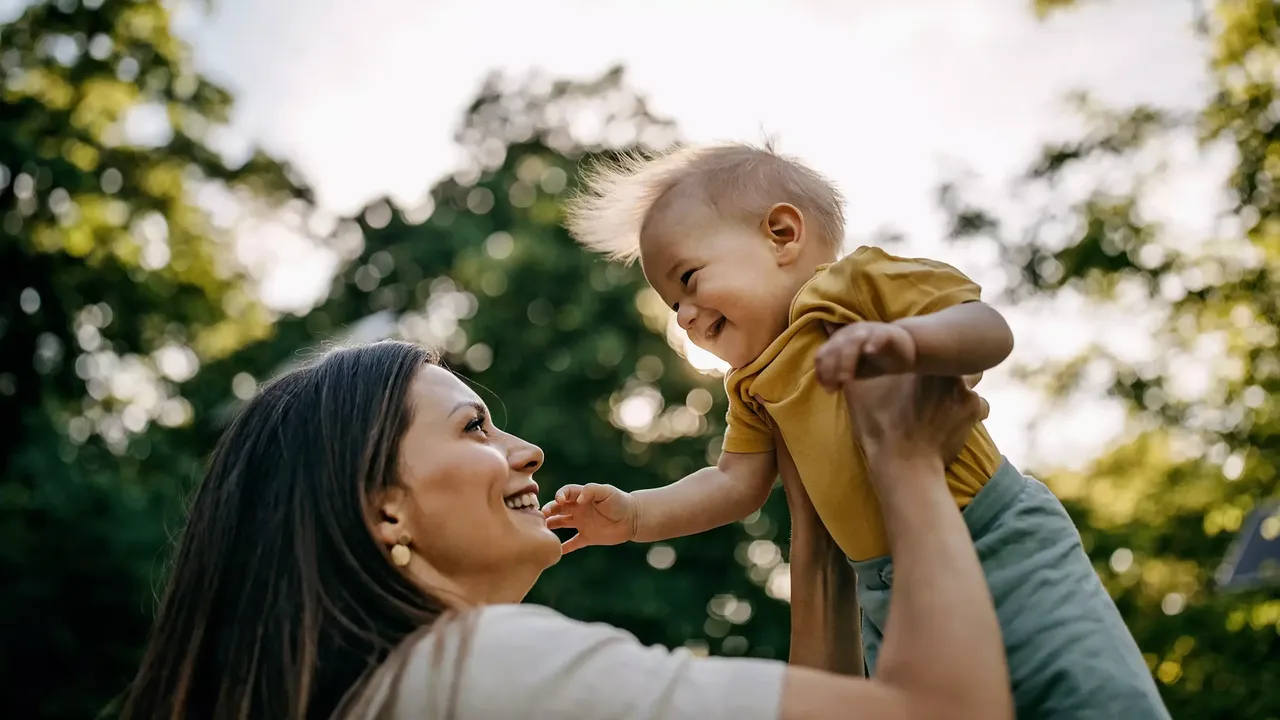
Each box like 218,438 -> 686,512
762,203 -> 806,265
373,485 -> 410,548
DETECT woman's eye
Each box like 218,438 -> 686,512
465,417 -> 486,434
680,269 -> 696,286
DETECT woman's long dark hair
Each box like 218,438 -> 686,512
120,341 -> 451,720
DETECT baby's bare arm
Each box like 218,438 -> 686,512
632,451 -> 777,543
896,301 -> 1013,377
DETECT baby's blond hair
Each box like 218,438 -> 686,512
564,141 -> 846,265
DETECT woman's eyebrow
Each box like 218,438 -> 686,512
448,400 -> 485,418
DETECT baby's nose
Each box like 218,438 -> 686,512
676,305 -> 698,331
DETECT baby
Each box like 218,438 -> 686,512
544,142 -> 1170,719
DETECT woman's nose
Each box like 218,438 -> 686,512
677,304 -> 698,331
508,437 -> 544,474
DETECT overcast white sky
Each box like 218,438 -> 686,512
27,0 -> 1222,469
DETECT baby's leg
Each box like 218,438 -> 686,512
847,556 -> 889,676
976,463 -> 1169,719
852,461 -> 1171,719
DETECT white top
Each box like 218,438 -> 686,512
366,603 -> 786,720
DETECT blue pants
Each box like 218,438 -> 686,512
849,460 -> 1171,719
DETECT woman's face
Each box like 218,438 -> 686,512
379,363 -> 560,604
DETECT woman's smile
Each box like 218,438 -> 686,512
504,491 -> 544,518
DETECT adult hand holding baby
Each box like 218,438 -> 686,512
843,371 -> 988,485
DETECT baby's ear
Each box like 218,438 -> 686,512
763,203 -> 806,263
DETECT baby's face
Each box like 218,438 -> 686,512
639,214 -> 799,369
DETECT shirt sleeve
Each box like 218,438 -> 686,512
838,246 -> 983,322
391,604 -> 786,720
723,385 -> 775,455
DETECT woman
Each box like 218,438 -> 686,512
121,340 -> 1011,720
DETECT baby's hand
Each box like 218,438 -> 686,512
816,321 -> 917,391
541,483 -> 638,554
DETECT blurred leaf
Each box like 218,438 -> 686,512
1032,0 -> 1086,19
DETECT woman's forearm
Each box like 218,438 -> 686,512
868,454 -> 1011,718
780,454 -> 1010,720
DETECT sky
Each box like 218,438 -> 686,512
159,0 -> 1217,470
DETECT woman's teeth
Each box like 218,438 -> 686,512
504,492 -> 538,511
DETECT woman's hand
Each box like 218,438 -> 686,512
843,373 -> 988,474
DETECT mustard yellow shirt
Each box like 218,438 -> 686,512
723,246 -> 1002,561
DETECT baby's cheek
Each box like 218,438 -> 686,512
728,331 -> 761,368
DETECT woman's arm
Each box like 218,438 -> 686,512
776,438 -> 863,676
862,451 -> 1008,715
776,374 -> 1010,720
779,454 -> 1009,720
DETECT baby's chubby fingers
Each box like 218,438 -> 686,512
814,346 -> 832,389
816,327 -> 865,390
544,514 -> 576,530
576,483 -> 615,505
815,339 -> 844,391
553,484 -> 585,506
834,334 -> 864,384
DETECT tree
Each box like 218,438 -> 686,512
941,1 -> 1280,716
1,1 -> 310,716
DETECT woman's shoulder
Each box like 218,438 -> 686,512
387,603 -> 785,720
470,600 -> 586,632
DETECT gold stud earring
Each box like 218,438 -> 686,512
390,534 -> 412,567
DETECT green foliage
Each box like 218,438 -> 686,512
939,1 -> 1280,716
1,1 -> 311,716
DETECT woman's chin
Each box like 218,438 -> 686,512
496,506 -> 559,564
536,529 -> 564,566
